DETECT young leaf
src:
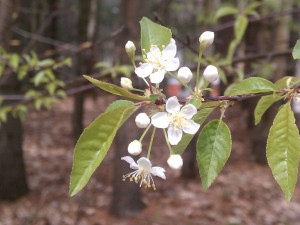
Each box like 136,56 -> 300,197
69,105 -> 138,197
275,76 -> 300,89
172,108 -> 215,155
266,102 -> 300,201
254,95 -> 282,125
105,100 -> 134,112
140,17 -> 172,53
226,77 -> 277,96
196,119 -> 232,190
84,75 -> 148,101
292,40 -> 300,60
215,6 -> 238,20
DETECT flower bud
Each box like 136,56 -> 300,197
128,140 -> 142,155
203,65 -> 219,83
120,77 -> 133,89
167,154 -> 183,170
199,31 -> 214,50
177,67 -> 193,83
125,41 -> 136,60
135,113 -> 150,128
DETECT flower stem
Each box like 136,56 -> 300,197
147,127 -> 156,159
195,49 -> 203,89
163,128 -> 173,154
168,72 -> 196,96
139,123 -> 152,142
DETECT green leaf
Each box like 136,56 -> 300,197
234,15 -> 248,41
84,75 -> 148,101
105,100 -> 134,112
292,40 -> 300,60
275,76 -> 300,89
69,105 -> 138,197
226,77 -> 277,96
254,94 -> 282,125
266,103 -> 300,201
188,98 -> 202,109
215,6 -> 238,20
172,107 -> 215,155
140,17 -> 172,53
196,119 -> 232,189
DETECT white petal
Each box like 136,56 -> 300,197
137,157 -> 152,170
147,46 -> 161,62
180,104 -> 197,119
166,96 -> 180,113
182,119 -> 200,135
162,43 -> 177,59
151,112 -> 169,128
149,70 -> 165,83
135,63 -> 153,78
121,156 -> 138,169
165,57 -> 179,71
167,126 -> 183,145
151,167 -> 166,180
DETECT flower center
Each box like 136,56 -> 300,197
122,167 -> 156,190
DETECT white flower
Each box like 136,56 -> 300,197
135,113 -> 150,128
120,77 -> 133,89
151,96 -> 200,145
121,156 -> 166,190
167,154 -> 183,170
128,140 -> 142,155
203,65 -> 219,83
199,31 -> 214,49
177,67 -> 193,83
125,41 -> 136,59
135,43 -> 180,84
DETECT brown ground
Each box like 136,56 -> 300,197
1,95 -> 300,225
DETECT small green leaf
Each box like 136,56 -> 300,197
275,76 -> 300,89
189,98 -> 202,109
254,94 -> 282,125
234,15 -> 248,41
105,100 -> 134,112
140,17 -> 172,53
69,105 -> 138,197
84,75 -> 148,101
267,103 -> 300,201
9,53 -> 19,71
292,40 -> 300,60
196,119 -> 232,190
215,6 -> 238,20
149,93 -> 165,101
226,77 -> 277,96
172,107 -> 215,155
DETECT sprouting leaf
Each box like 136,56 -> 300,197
196,119 -> 232,189
84,75 -> 148,101
226,77 -> 277,96
275,76 -> 300,89
254,94 -> 282,125
105,100 -> 134,112
69,105 -> 138,196
234,15 -> 248,41
215,6 -> 238,20
266,103 -> 300,201
292,40 -> 300,60
172,107 -> 215,155
140,17 -> 172,53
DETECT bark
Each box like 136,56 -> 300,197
0,0 -> 29,201
110,0 -> 146,217
181,137 -> 197,178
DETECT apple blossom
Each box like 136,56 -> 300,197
203,65 -> 219,83
135,113 -> 150,128
151,96 -> 200,145
177,66 -> 193,83
128,140 -> 142,155
134,43 -> 180,84
167,154 -> 183,170
121,156 -> 166,190
199,31 -> 214,50
120,77 -> 133,89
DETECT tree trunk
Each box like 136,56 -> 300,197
110,0 -> 147,217
0,0 -> 29,201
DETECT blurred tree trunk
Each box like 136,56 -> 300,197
244,1 -> 292,164
72,0 -> 99,141
110,0 -> 146,217
0,0 -> 29,200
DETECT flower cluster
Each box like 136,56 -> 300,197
120,31 -> 219,190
